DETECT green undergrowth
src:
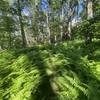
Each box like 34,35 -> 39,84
0,40 -> 100,100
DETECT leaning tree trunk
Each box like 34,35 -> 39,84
17,0 -> 27,47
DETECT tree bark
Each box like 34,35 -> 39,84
87,0 -> 93,19
85,0 -> 93,45
17,0 -> 27,47
67,1 -> 72,40
68,20 -> 72,40
60,7 -> 64,41
46,12 -> 51,44
8,32 -> 12,49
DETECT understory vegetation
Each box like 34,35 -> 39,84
0,0 -> 100,100
0,40 -> 100,100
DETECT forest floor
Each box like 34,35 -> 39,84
0,40 -> 100,100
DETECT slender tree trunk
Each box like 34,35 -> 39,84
60,7 -> 64,41
54,35 -> 57,45
8,32 -> 12,49
17,0 -> 27,47
0,36 -> 3,50
67,1 -> 72,40
76,4 -> 79,25
68,20 -> 72,40
85,0 -> 93,45
84,0 -> 93,59
60,25 -> 63,41
87,0 -> 93,19
46,12 -> 51,44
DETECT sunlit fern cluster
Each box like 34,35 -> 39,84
0,40 -> 100,100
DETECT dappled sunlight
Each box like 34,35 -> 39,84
0,0 -> 99,99
0,41 -> 100,100
0,51 -> 41,100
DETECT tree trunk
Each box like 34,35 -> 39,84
60,7 -> 64,41
54,35 -> 57,45
17,0 -> 27,47
67,1 -> 72,40
8,32 -> 12,49
76,4 -> 79,25
87,0 -> 93,19
68,19 -> 72,40
46,12 -> 51,44
85,0 -> 93,45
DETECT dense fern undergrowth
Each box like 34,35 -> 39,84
0,40 -> 100,100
